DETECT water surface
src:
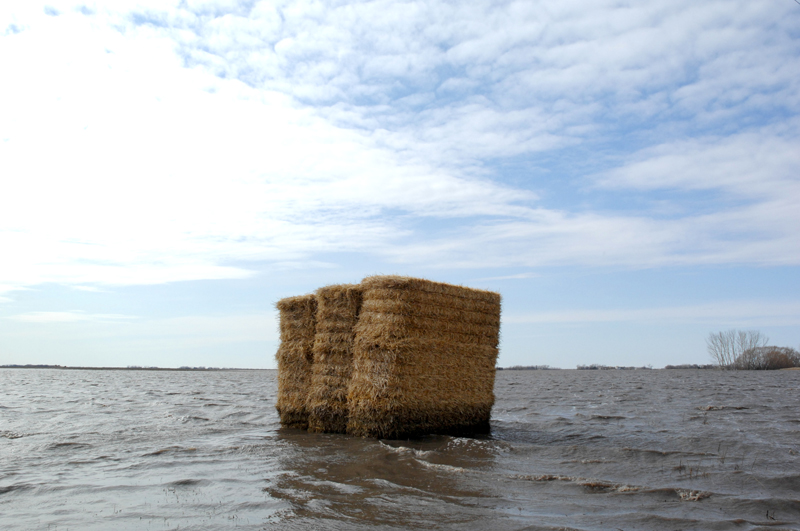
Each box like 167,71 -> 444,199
1,368 -> 799,530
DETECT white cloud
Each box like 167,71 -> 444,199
506,300 -> 800,327
0,5 -> 530,291
595,130 -> 800,197
8,311 -> 137,323
126,313 -> 278,345
207,1 -> 798,138
0,285 -> 29,300
1,0 -> 798,294
379,185 -> 800,270
71,285 -> 110,292
471,272 -> 540,282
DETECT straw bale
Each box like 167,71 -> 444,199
306,284 -> 362,434
347,276 -> 501,439
275,294 -> 317,429
359,275 -> 500,304
355,312 -> 499,345
362,287 -> 501,315
360,298 -> 500,327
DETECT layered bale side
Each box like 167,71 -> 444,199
307,284 -> 363,433
275,294 -> 317,429
347,276 -> 501,438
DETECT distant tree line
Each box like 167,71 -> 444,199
664,364 -> 716,370
0,365 -> 244,371
0,364 -> 64,368
576,364 -> 653,370
498,365 -> 557,370
707,330 -> 800,370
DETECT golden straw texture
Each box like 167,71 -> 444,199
346,275 -> 501,438
307,284 -> 363,434
275,294 -> 317,429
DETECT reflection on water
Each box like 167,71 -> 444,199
1,368 -> 799,530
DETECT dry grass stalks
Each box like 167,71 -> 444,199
346,275 -> 501,438
275,294 -> 317,429
306,284 -> 362,434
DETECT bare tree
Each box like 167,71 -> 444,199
707,330 -> 769,369
736,342 -> 763,370
707,330 -> 735,369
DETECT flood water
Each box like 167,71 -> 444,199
1,368 -> 799,530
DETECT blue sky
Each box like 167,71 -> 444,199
1,0 -> 799,369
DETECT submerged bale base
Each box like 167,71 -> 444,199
346,404 -> 492,439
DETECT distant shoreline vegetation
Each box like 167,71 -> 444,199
663,364 -> 717,370
0,364 -> 256,371
576,364 -> 653,370
497,364 -> 655,370
498,365 -> 558,370
707,330 -> 800,370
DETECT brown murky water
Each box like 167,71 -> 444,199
1,368 -> 799,530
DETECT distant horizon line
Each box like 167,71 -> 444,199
0,364 -> 268,371
2,363 -> 750,371
1,363 -> 670,371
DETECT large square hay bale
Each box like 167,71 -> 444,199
346,276 -> 501,438
307,284 -> 363,433
275,294 -> 317,429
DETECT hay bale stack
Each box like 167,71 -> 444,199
347,276 -> 501,438
275,294 -> 317,429
307,284 -> 363,433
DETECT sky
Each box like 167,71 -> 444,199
1,0 -> 799,369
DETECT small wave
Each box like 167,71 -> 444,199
642,487 -> 715,501
677,489 -> 712,501
511,474 -> 713,501
0,484 -> 33,496
589,415 -> 626,420
511,473 -> 639,493
622,447 -> 714,457
0,431 -> 27,439
758,474 -> 800,491
697,405 -> 750,411
560,459 -> 611,464
145,446 -> 197,456
416,460 -> 466,473
167,478 -> 211,487
445,436 -> 512,453
48,442 -> 92,450
303,478 -> 364,495
378,441 -> 434,458
179,416 -> 209,423
221,411 -> 250,418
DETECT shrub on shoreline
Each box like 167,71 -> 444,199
734,346 -> 800,370
664,364 -> 717,370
